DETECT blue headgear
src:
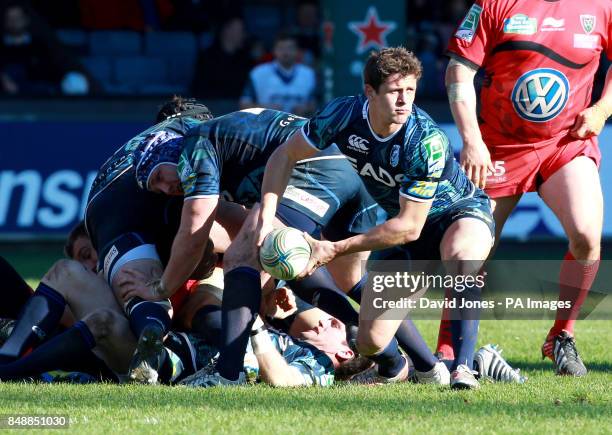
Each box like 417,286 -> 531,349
135,132 -> 184,190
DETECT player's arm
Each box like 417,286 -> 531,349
445,57 -> 493,188
156,197 -> 218,298
251,317 -> 310,387
298,197 -> 431,278
571,64 -> 612,139
257,131 -> 318,245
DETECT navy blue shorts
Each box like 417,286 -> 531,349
404,189 -> 495,260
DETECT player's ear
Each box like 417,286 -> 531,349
336,349 -> 355,362
364,84 -> 376,99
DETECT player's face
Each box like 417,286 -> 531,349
300,316 -> 355,368
366,73 -> 417,128
149,164 -> 183,196
274,39 -> 298,68
73,236 -> 98,272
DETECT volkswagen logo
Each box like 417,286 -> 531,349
511,68 -> 569,122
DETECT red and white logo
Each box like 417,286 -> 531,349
348,6 -> 396,54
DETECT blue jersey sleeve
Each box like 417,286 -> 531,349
178,136 -> 220,200
399,129 -> 449,202
302,96 -> 361,150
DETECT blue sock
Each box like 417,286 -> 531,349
0,321 -> 96,380
191,304 -> 222,348
289,268 -> 359,325
450,287 -> 481,371
394,320 -> 436,372
0,283 -> 65,362
127,299 -> 172,338
369,338 -> 406,378
347,274 -> 434,372
216,267 -> 262,381
347,274 -> 367,303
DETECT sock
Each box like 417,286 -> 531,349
216,267 -> 261,381
394,320 -> 437,372
436,287 -> 454,360
0,256 -> 33,319
369,338 -> 406,378
289,268 -> 359,325
346,273 -> 435,372
127,299 -> 172,338
157,348 -> 174,384
0,283 -> 66,362
450,287 -> 480,371
0,321 -> 96,380
190,304 -> 222,348
550,251 -> 600,337
347,274 -> 367,303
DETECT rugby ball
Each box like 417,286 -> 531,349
259,228 -> 311,280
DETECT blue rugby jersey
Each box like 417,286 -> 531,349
177,108 -> 382,229
302,95 -> 478,219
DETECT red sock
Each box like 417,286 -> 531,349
549,251 -> 600,337
436,287 -> 454,360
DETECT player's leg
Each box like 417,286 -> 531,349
538,156 -> 602,376
439,214 -> 493,389
355,315 -> 409,382
214,205 -> 268,383
102,234 -> 174,381
0,256 -> 33,319
435,194 -> 521,362
325,251 -> 370,292
173,270 -> 224,348
0,259 -> 113,363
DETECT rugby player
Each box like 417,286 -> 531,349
444,0 -> 611,376
257,47 -> 495,389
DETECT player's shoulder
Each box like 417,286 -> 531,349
320,95 -> 365,118
406,105 -> 449,148
295,63 -> 316,77
249,62 -> 277,83
251,61 -> 275,73
412,105 -> 445,136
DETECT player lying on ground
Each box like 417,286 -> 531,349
442,0 -> 612,376
257,47 -> 496,389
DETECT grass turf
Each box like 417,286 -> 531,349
0,244 -> 610,434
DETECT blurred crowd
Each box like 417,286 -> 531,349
0,0 -> 609,101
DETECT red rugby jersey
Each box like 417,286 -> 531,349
447,0 -> 612,146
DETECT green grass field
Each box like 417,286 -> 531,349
0,242 -> 610,434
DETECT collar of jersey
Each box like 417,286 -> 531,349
273,62 -> 297,84
362,100 -> 404,143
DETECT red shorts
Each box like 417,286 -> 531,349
484,135 -> 601,198
169,279 -> 198,313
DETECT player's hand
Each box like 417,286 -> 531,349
296,233 -> 338,279
115,268 -> 166,302
460,139 -> 494,189
570,104 -> 609,139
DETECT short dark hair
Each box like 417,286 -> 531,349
274,31 -> 297,46
64,220 -> 88,259
156,96 -> 214,123
363,47 -> 423,92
